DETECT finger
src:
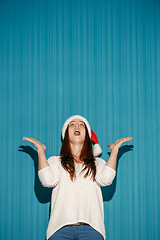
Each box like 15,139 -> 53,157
22,137 -> 37,144
23,137 -> 38,141
128,137 -> 133,140
123,137 -> 133,141
22,137 -> 31,141
120,137 -> 133,143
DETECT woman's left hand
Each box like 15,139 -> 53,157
107,137 -> 133,152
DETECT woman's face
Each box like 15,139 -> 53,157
68,118 -> 86,145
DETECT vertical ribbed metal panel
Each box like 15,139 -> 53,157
0,0 -> 159,239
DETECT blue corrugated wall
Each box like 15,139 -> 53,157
0,0 -> 160,239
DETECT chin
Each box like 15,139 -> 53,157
70,137 -> 85,144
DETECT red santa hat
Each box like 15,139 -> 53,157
62,115 -> 102,156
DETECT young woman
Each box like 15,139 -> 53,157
23,115 -> 133,240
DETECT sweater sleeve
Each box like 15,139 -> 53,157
38,156 -> 60,188
95,157 -> 116,187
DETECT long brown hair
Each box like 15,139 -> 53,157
60,125 -> 96,181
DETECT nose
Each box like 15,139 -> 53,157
75,123 -> 80,127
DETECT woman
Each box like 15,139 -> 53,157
23,115 -> 133,240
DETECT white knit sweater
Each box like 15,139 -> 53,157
38,156 -> 116,240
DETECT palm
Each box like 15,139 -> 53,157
22,137 -> 46,150
107,137 -> 133,151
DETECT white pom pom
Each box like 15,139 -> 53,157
93,143 -> 102,157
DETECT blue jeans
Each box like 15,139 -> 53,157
48,224 -> 104,240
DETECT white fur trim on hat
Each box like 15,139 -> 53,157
93,143 -> 102,157
62,115 -> 91,139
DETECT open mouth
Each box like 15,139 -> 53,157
74,130 -> 80,136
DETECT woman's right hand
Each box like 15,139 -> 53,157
22,137 -> 46,151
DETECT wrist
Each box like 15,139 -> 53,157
111,147 -> 118,154
38,147 -> 45,154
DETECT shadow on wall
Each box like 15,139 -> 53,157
19,146 -> 52,204
102,145 -> 134,202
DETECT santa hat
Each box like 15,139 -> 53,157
62,115 -> 102,156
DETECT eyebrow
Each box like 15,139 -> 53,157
69,121 -> 84,124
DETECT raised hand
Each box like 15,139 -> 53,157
22,137 -> 48,170
105,137 -> 133,170
22,137 -> 46,151
107,137 -> 133,152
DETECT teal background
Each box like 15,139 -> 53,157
0,0 -> 160,239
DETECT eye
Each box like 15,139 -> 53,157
69,123 -> 75,127
80,123 -> 85,127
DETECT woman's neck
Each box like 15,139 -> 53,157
70,143 -> 83,162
